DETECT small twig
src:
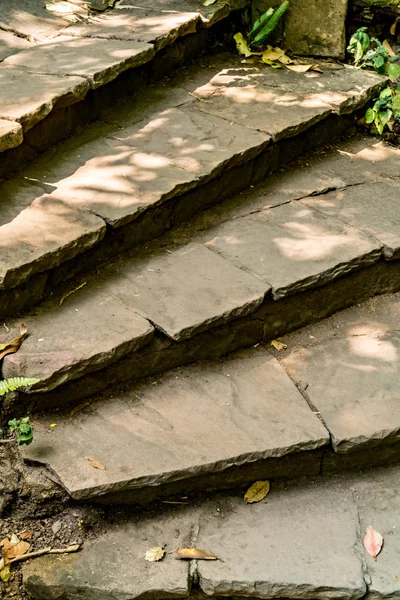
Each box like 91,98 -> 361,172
0,544 -> 81,570
59,282 -> 87,307
188,92 -> 210,103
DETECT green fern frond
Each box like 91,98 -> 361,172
249,7 -> 274,41
252,1 -> 289,46
0,377 -> 40,396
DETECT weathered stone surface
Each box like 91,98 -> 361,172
205,201 -> 381,299
116,0 -> 249,28
303,181 -> 400,260
2,286 -> 154,391
0,28 -> 32,60
0,118 -> 23,152
352,466 -> 400,600
3,36 -> 155,88
113,106 -> 271,179
192,65 -> 332,141
22,348 -> 328,500
0,66 -> 90,131
0,0 -> 75,41
197,479 -> 366,599
0,196 -> 106,290
0,179 -> 47,226
64,8 -> 201,51
24,510 -> 191,599
46,106 -> 269,227
279,291 -> 400,452
103,243 -> 268,340
254,0 -> 349,58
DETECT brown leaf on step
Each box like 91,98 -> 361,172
18,530 -> 33,540
144,546 -> 165,562
364,526 -> 383,559
0,324 -> 28,360
271,339 -> 287,351
383,40 -> 396,57
390,18 -> 399,36
87,456 -> 106,470
244,480 -> 271,504
286,63 -> 321,73
1,536 -> 30,560
175,548 -> 218,560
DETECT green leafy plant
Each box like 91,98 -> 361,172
0,376 -> 40,396
348,28 -> 400,135
8,417 -> 34,446
249,1 -> 289,47
0,377 -> 39,445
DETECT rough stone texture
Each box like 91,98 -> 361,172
278,291 -> 400,453
102,243 -> 268,341
0,196 -> 106,290
3,36 -> 155,89
64,8 -> 202,51
197,479 -> 366,599
0,118 -> 23,151
205,201 -> 382,299
253,0 -> 349,58
0,28 -> 32,60
0,179 -> 46,226
0,0 -> 79,41
352,466 -> 400,600
0,66 -> 90,131
49,106 -> 269,227
303,181 -> 400,260
191,64 -> 385,140
2,287 -> 154,392
22,348 -> 328,500
24,510 -> 191,599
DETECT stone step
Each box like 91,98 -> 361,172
2,136 -> 399,412
0,52 -> 386,320
23,463 -> 400,600
21,290 -> 400,503
0,0 -> 247,162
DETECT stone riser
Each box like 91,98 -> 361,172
14,256 -> 400,418
0,112 -> 355,323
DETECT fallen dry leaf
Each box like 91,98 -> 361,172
0,324 -> 27,360
0,564 -> 11,583
262,45 -> 286,61
18,531 -> 33,541
145,546 -> 165,562
244,480 -> 271,504
364,526 -> 383,559
383,39 -> 396,57
175,548 -> 218,560
271,339 -> 287,351
286,63 -> 321,73
390,17 -> 399,36
1,536 -> 30,560
87,456 -> 106,470
234,33 -> 259,58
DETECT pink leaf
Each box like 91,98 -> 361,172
363,526 -> 383,559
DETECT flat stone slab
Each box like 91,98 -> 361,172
3,36 -> 155,89
205,201 -> 381,299
197,479 -> 366,599
102,243 -> 269,341
0,28 -> 32,60
352,466 -> 400,600
303,181 -> 400,259
0,195 -> 106,290
24,509 -> 191,600
22,348 -> 328,500
191,64 -> 384,140
0,66 -> 90,131
64,8 -> 201,51
0,0 -> 80,41
49,107 -> 269,227
0,119 -> 23,152
278,291 -> 400,452
2,286 -> 154,392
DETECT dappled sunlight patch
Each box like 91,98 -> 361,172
348,334 -> 398,364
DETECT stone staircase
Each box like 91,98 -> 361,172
1,2 -> 400,599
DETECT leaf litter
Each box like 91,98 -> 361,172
244,481 -> 271,504
364,526 -> 383,559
